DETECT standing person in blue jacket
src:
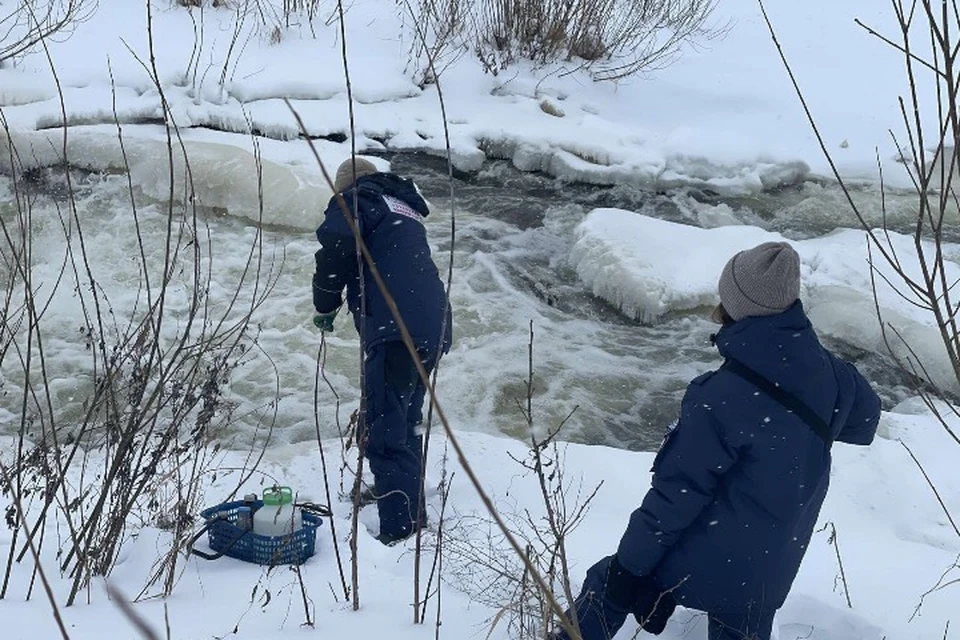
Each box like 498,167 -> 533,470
555,242 -> 880,640
312,157 -> 452,545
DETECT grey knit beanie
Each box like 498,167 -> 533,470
334,157 -> 378,192
718,242 -> 800,321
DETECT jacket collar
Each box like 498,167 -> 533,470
356,173 -> 430,216
712,301 -> 824,385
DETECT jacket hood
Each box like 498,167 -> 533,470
356,173 -> 430,216
713,300 -> 829,392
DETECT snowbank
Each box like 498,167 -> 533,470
0,0 -> 922,193
1,127 -> 340,230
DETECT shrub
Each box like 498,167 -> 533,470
0,1 -> 96,66
402,0 -> 474,88
0,97 -> 279,605
472,0 -> 724,80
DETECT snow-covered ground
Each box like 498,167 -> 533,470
1,0 -> 959,639
1,410 -> 957,640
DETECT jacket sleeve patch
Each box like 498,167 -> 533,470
383,194 -> 425,224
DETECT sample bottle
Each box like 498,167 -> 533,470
252,486 -> 302,537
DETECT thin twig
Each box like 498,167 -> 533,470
910,553 -> 960,622
854,17 -> 944,75
817,522 -> 853,608
292,563 -> 314,627
314,336 -> 350,599
105,582 -> 161,640
900,440 -> 960,538
0,463 -> 71,639
434,472 -> 455,640
332,0 -> 364,612
401,0 -> 459,623
757,0 -> 909,283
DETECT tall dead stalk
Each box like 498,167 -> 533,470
313,335 -> 350,601
760,0 -> 960,619
331,0 -> 368,612
395,0 -> 460,624
284,99 -> 584,638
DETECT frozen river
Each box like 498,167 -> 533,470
0,148 -> 923,451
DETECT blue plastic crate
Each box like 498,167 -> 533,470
199,500 -> 322,566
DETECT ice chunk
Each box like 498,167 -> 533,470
571,208 -> 960,392
570,208 -> 781,323
801,228 -> 960,393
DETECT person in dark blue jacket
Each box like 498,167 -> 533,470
555,242 -> 880,640
312,157 -> 452,545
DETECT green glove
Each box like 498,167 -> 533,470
313,311 -> 337,332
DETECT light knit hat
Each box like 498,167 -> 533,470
717,242 -> 801,321
333,157 -> 378,192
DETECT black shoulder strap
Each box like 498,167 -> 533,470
722,358 -> 834,447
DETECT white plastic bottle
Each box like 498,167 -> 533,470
253,486 -> 303,537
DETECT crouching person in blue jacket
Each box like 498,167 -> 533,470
312,157 -> 452,545
555,242 -> 880,640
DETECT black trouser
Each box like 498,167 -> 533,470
362,341 -> 435,541
557,555 -> 776,640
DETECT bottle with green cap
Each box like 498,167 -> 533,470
252,486 -> 303,537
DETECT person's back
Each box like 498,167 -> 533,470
314,169 -> 451,353
633,301 -> 880,616
312,158 -> 452,545
556,242 -> 880,640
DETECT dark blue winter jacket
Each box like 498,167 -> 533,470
617,301 -> 879,614
313,173 -> 452,353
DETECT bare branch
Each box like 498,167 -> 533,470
900,440 -> 960,538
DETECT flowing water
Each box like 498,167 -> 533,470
0,152 -> 924,452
